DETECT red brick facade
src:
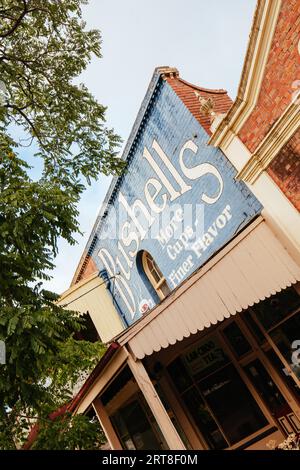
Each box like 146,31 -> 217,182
166,76 -> 232,135
239,0 -> 300,152
236,0 -> 300,212
267,128 -> 300,211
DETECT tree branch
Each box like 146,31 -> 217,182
0,0 -> 29,39
5,103 -> 42,144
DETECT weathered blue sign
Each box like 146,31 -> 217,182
85,71 -> 262,326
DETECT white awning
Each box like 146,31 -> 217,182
117,218 -> 300,359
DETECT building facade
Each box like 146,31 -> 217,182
72,66 -> 261,326
69,0 -> 300,451
58,272 -> 125,344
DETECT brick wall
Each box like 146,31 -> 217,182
239,0 -> 300,152
267,128 -> 300,211
76,254 -> 97,283
166,76 -> 232,135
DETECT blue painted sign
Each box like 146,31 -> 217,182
87,73 -> 262,326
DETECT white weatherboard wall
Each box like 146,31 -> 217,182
58,273 -> 124,343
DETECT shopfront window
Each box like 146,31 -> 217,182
182,385 -> 227,449
222,321 -> 252,358
266,349 -> 300,400
269,314 -> 300,380
198,363 -> 267,445
167,335 -> 267,449
242,309 -> 266,344
251,287 -> 300,385
111,397 -> 166,450
244,359 -> 287,416
252,287 -> 300,330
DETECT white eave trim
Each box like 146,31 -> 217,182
209,0 -> 282,150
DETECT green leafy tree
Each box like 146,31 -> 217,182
0,0 -> 123,449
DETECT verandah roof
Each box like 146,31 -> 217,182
115,217 -> 300,359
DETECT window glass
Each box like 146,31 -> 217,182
222,322 -> 252,357
168,357 -> 193,393
183,386 -> 227,449
248,287 -> 300,395
146,256 -> 161,284
168,339 -> 268,448
266,349 -> 300,399
197,364 -> 267,445
268,311 -> 300,383
252,287 -> 300,331
242,309 -> 265,344
160,281 -> 172,298
244,359 -> 287,415
183,335 -> 229,381
142,251 -> 170,300
101,367 -> 132,406
154,383 -> 192,449
111,400 -> 162,450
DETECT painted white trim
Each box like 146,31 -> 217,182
237,95 -> 300,182
225,136 -> 252,172
249,173 -> 300,261
92,399 -> 123,450
209,0 -> 282,149
75,348 -> 128,414
216,134 -> 300,264
127,354 -> 186,450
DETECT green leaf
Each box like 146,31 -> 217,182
0,0 -> 118,450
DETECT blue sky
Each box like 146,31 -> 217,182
34,0 -> 257,294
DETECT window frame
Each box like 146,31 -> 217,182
166,328 -> 273,449
246,290 -> 300,391
142,251 -> 170,300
